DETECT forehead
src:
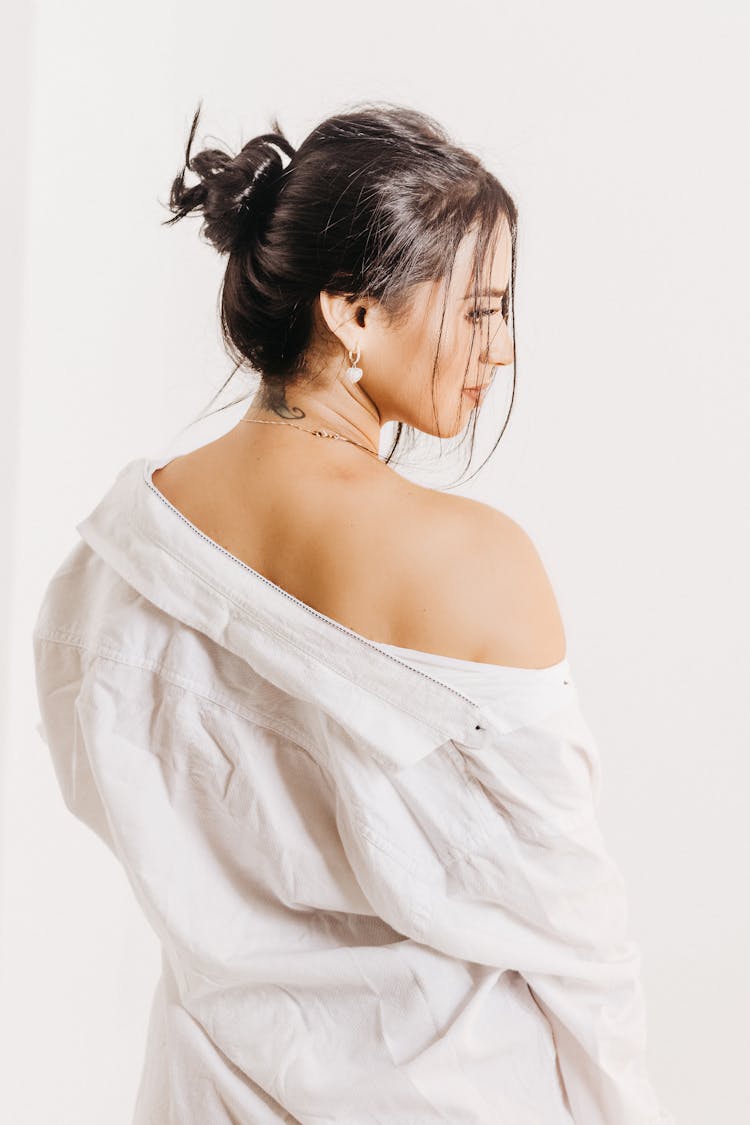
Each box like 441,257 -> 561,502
450,219 -> 512,292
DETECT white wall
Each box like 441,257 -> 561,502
2,1 -> 748,1122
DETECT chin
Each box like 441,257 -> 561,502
435,417 -> 473,440
407,402 -> 476,440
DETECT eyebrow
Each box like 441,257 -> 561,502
462,285 -> 509,300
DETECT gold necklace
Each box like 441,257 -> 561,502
238,417 -> 385,462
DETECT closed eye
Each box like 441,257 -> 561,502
467,308 -> 501,321
468,304 -> 510,323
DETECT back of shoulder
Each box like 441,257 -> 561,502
406,491 -> 567,669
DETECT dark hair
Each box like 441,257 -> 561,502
161,99 -> 518,485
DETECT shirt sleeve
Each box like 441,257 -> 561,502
328,692 -> 675,1125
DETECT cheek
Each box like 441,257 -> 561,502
440,321 -> 479,386
414,325 -> 476,405
375,305 -> 475,412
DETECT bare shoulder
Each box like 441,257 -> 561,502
150,444 -> 566,669
395,488 -> 567,669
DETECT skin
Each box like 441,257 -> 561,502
242,217 -> 516,453
152,218 -> 567,667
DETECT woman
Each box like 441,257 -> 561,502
32,102 -> 675,1123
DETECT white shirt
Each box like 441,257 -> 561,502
31,453 -> 675,1124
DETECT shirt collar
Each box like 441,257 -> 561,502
74,455 -> 489,770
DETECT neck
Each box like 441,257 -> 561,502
244,377 -> 383,456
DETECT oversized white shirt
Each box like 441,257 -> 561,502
31,453 -> 675,1124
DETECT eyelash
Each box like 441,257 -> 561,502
468,304 -> 508,322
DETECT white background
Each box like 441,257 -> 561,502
2,1 -> 748,1122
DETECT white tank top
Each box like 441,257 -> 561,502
374,640 -> 572,727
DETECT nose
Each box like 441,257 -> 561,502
481,319 -> 514,368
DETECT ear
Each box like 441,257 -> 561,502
318,291 -> 374,351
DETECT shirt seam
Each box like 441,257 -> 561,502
32,626 -> 332,769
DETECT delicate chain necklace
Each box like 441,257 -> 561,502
238,417 -> 385,462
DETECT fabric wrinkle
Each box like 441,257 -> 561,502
30,454 -> 676,1125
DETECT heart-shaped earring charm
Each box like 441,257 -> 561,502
345,344 -> 363,383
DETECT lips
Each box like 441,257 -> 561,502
462,384 -> 489,404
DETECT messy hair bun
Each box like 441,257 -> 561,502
164,103 -> 296,256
